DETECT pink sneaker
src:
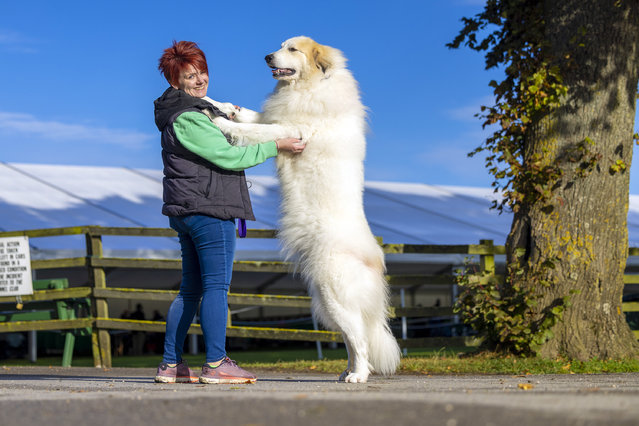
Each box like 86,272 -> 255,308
154,360 -> 198,383
199,357 -> 257,384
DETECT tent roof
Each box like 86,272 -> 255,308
2,162 -> 639,258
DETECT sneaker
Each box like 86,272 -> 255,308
154,360 -> 198,383
199,357 -> 257,384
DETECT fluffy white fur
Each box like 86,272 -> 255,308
207,36 -> 401,383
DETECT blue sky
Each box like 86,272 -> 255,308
2,0 -> 638,193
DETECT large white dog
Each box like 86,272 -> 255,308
208,36 -> 401,383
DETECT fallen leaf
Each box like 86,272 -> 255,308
518,383 -> 534,390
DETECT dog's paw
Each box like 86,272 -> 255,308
339,369 -> 368,383
201,97 -> 239,119
233,107 -> 261,123
217,102 -> 240,119
344,372 -> 368,383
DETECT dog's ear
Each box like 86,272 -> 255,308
312,44 -> 334,74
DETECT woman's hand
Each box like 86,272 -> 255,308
275,138 -> 305,154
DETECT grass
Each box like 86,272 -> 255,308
3,346 -> 639,375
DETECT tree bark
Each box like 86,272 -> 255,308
506,0 -> 639,359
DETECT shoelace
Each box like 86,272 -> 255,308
222,357 -> 238,367
206,357 -> 237,369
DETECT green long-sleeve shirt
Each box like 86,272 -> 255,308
173,111 -> 277,171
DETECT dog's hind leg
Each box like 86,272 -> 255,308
307,251 -> 388,383
328,306 -> 371,383
337,331 -> 371,383
310,288 -> 370,383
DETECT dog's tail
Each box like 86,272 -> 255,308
367,316 -> 401,375
359,244 -> 401,375
365,269 -> 401,375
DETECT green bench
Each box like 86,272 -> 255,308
0,278 -> 91,366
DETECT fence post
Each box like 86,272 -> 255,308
479,239 -> 495,275
400,288 -> 408,355
86,230 -> 112,368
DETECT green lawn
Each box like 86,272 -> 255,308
3,346 -> 639,375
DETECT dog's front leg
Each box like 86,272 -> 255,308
212,117 -> 301,147
201,96 -> 263,124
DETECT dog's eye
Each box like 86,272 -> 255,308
288,47 -> 297,52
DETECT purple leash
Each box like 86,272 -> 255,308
238,218 -> 247,238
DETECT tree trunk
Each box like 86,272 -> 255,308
506,0 -> 639,359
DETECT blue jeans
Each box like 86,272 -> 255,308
162,214 -> 236,364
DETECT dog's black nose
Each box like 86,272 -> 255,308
265,54 -> 273,63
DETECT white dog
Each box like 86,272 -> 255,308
208,36 -> 401,383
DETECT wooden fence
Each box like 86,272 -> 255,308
0,226 -> 638,368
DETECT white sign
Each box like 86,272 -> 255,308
0,236 -> 33,296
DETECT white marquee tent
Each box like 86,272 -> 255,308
3,161 -> 639,256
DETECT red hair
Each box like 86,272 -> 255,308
158,40 -> 209,87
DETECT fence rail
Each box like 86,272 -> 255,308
1,226 -> 638,367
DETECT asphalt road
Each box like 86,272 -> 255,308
1,366 -> 638,426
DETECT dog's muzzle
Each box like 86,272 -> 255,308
265,54 -> 296,78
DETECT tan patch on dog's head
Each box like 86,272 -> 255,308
291,37 -> 335,76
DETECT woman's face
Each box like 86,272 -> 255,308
172,64 -> 209,98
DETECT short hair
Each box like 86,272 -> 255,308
158,40 -> 209,87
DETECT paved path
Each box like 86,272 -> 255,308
1,366 -> 638,425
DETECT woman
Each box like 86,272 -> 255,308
153,40 -> 304,384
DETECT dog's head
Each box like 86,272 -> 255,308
265,36 -> 344,82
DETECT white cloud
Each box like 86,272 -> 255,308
0,111 -> 154,149
0,29 -> 38,53
450,0 -> 491,9
458,0 -> 488,5
446,96 -> 495,123
413,128 -> 494,181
